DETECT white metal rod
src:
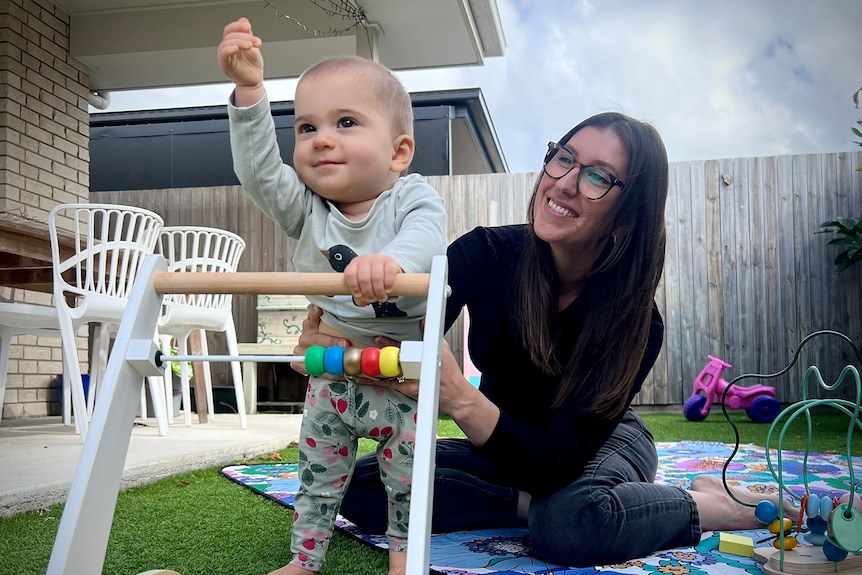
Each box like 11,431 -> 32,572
162,354 -> 303,363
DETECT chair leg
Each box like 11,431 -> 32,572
138,383 -> 148,419
158,334 -> 175,425
177,337 -> 193,427
145,375 -> 169,436
0,330 -> 11,426
89,323 -> 112,421
57,315 -> 89,441
198,330 -> 216,421
224,320 -> 247,429
61,361 -> 73,428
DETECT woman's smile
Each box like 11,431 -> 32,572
547,197 -> 579,218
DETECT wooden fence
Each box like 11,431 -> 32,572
96,150 -> 862,407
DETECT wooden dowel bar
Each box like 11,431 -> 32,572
152,272 -> 431,297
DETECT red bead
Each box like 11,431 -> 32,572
361,347 -> 381,377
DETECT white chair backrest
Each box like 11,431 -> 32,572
157,226 -> 246,311
49,203 -> 164,301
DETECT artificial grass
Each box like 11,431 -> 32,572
0,412 -> 858,575
642,410 -> 862,455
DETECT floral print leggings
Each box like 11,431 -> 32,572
290,375 -> 417,571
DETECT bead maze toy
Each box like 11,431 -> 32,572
684,354 -> 781,423
45,254 -> 449,575
718,330 -> 862,575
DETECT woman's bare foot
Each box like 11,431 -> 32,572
688,474 -> 799,531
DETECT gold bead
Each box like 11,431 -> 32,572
343,347 -> 363,376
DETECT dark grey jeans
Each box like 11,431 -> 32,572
528,409 -> 701,565
340,408 -> 701,566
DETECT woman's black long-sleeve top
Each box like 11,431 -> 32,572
444,224 -> 664,497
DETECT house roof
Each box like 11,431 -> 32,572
89,88 -> 508,189
53,0 -> 506,92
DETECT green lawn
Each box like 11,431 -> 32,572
0,412 -> 858,575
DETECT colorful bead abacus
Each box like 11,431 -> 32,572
723,330 -> 862,575
303,345 -> 403,378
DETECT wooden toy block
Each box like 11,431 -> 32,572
719,532 -> 754,557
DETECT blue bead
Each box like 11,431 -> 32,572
323,346 -> 345,376
823,540 -> 848,562
807,515 -> 828,534
756,500 -> 778,524
803,531 -> 826,545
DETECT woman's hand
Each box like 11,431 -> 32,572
368,335 -> 500,447
291,305 -> 348,376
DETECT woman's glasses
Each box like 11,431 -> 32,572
543,142 -> 626,200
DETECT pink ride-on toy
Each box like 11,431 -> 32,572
683,355 -> 781,423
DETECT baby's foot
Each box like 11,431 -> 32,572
690,474 -> 799,530
267,564 -> 315,575
388,548 -> 407,575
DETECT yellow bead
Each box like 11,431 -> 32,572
772,535 -> 798,549
379,346 -> 401,377
768,518 -> 794,534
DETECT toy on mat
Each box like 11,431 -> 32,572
719,330 -> 862,575
718,532 -> 754,557
683,355 -> 781,423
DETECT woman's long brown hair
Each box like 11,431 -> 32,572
514,112 -> 668,419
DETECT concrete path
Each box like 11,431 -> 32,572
0,413 -> 302,517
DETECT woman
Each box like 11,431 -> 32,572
293,112 -> 795,566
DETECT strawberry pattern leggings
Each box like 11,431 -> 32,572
289,375 -> 417,571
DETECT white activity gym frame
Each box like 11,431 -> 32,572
46,253 -> 450,575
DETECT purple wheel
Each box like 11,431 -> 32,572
746,395 -> 781,423
683,394 -> 708,422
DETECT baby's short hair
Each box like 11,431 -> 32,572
300,55 -> 413,137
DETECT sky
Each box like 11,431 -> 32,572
102,0 -> 862,174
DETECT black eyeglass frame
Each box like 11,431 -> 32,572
542,142 -> 626,200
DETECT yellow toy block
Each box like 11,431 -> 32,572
718,532 -> 754,557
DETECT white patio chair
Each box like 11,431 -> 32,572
49,203 -> 165,441
155,226 -> 247,429
0,301 -> 63,425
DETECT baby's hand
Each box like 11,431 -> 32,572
344,254 -> 401,306
217,18 -> 264,89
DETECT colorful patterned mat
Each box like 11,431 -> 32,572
221,441 -> 861,574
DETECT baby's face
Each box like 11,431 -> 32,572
293,70 -> 401,215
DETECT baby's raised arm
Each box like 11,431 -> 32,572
217,17 -> 266,107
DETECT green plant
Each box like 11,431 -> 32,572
853,117 -> 862,158
159,341 -> 190,380
819,218 -> 862,271
818,86 -> 862,271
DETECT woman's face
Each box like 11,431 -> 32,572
533,126 -> 629,254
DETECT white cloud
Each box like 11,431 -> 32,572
104,0 -> 862,173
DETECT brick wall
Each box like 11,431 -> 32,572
0,0 -> 90,420
0,0 -> 89,217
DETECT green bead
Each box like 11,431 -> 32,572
305,346 -> 326,376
